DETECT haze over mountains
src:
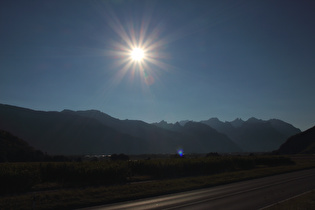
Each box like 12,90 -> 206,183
154,117 -> 300,152
199,117 -> 300,152
0,104 -> 301,155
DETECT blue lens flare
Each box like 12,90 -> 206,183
177,149 -> 184,157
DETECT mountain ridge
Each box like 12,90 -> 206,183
0,104 -> 147,154
167,117 -> 301,152
152,121 -> 241,153
0,104 -> 301,154
0,104 -> 241,154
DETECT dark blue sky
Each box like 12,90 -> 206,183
1,0 -> 314,130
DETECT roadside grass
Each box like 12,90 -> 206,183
265,190 -> 315,210
0,155 -> 314,210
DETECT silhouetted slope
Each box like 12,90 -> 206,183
71,110 -> 242,153
233,119 -> 285,152
230,118 -> 245,128
153,121 -> 241,153
64,110 -> 189,153
0,104 -> 241,155
182,122 -> 241,153
268,119 -> 301,136
0,104 -> 146,155
200,117 -> 300,152
0,129 -> 45,162
63,109 -> 122,130
277,126 -> 315,154
0,104 -> 300,154
200,118 -> 235,137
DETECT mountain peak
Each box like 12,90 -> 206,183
201,118 -> 224,125
246,117 -> 262,123
153,120 -> 174,130
0,104 -> 302,154
174,122 -> 181,126
230,118 -> 244,127
61,109 -> 73,113
159,120 -> 168,125
207,117 -> 222,123
178,120 -> 190,126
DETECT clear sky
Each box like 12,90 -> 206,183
1,0 -> 314,131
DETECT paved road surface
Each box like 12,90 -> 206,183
84,168 -> 315,210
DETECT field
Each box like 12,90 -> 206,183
0,155 -> 314,209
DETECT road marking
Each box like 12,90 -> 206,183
258,190 -> 314,210
163,174 -> 315,210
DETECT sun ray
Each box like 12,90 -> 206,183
105,7 -> 176,88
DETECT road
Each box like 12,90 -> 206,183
85,168 -> 315,210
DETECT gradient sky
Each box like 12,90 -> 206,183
1,0 -> 314,131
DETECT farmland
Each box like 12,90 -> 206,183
0,155 -> 314,209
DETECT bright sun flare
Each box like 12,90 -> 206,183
108,13 -> 172,86
131,48 -> 145,61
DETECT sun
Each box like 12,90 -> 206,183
131,48 -> 145,61
107,10 -> 173,86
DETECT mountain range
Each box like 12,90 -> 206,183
0,104 -> 301,155
198,117 -> 300,152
